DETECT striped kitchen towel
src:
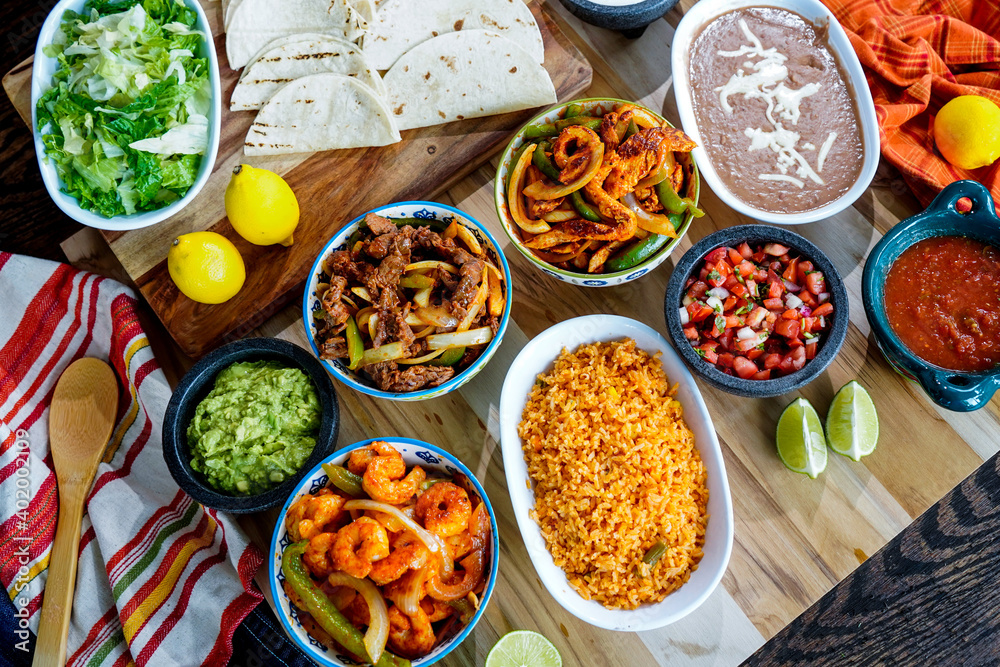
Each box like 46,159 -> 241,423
0,252 -> 263,666
822,0 -> 1000,208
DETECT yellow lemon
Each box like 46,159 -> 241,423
224,164 -> 299,246
933,95 -> 1000,170
167,232 -> 246,304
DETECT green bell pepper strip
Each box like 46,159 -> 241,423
564,103 -> 584,118
655,178 -> 704,218
522,123 -> 558,139
281,542 -> 411,667
531,145 -> 561,181
554,116 -> 602,132
623,120 -> 639,141
635,540 -> 668,577
436,347 -> 465,366
605,213 -> 683,272
345,316 -> 364,371
321,463 -> 365,498
570,191 -> 601,222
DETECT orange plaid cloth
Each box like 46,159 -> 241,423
821,0 -> 1000,208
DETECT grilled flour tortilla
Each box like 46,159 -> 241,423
364,0 -> 544,70
383,30 -> 556,132
231,36 -> 384,111
243,73 -> 400,155
226,0 -> 358,69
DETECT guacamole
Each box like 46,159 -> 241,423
187,360 -> 321,495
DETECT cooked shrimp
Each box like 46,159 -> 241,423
415,482 -> 472,538
332,517 -> 390,579
369,530 -> 430,585
348,441 -> 399,475
420,597 -> 453,623
364,458 -> 426,505
340,591 -> 371,627
303,532 -> 337,578
387,605 -> 436,659
382,568 -> 426,608
551,125 -> 603,184
444,531 -> 473,561
285,488 -> 347,541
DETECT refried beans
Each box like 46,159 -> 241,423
689,7 -> 863,213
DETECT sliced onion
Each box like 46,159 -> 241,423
678,307 -> 689,325
818,292 -> 830,303
326,572 -> 389,665
455,225 -> 482,255
621,193 -> 677,237
405,260 -> 458,274
682,294 -> 693,307
427,326 -> 492,350
634,165 -> 669,190
785,293 -> 803,309
359,341 -> 408,367
522,143 -> 605,200
397,349 -> 445,365
706,296 -> 724,313
800,306 -> 813,317
398,567 -> 429,617
344,499 -> 453,579
708,287 -> 730,300
736,326 -> 756,340
426,504 -> 491,602
783,279 -> 802,293
351,286 -> 373,302
413,305 -> 458,328
541,209 -> 578,223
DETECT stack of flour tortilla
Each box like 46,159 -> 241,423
224,0 -> 557,156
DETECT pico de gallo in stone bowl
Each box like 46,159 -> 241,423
664,225 -> 849,398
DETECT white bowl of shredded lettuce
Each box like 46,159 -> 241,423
31,0 -> 221,230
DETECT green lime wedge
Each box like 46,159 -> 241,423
776,397 -> 828,479
486,631 -> 562,667
826,381 -> 879,461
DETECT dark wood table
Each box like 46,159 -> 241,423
4,1 -> 1000,665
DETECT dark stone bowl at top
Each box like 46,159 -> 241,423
862,180 -> 1000,412
558,0 -> 678,37
162,338 -> 339,513
664,224 -> 849,398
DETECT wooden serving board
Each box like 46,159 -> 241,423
4,0 -> 591,357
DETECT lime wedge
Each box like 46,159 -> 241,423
486,631 -> 562,667
826,381 -> 879,461
776,397 -> 828,478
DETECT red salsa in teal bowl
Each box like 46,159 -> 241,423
884,236 -> 1000,372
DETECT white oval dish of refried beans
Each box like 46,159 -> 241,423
671,0 -> 879,224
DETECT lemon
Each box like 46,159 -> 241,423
167,232 -> 246,304
826,381 -> 879,461
224,164 -> 299,246
486,631 -> 562,667
933,95 -> 1000,170
776,397 -> 827,479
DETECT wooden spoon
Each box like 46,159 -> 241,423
33,358 -> 118,667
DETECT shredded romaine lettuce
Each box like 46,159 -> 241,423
36,0 -> 210,218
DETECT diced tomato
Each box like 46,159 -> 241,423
782,257 -> 799,282
684,325 -> 699,340
786,337 -> 804,348
733,356 -> 758,379
684,276 -> 696,289
705,247 -> 730,264
728,248 -> 745,265
801,317 -> 816,334
698,265 -> 710,280
736,260 -> 756,278
781,308 -> 800,320
798,290 -> 817,306
767,281 -> 784,299
706,264 -> 727,288
717,352 -> 735,368
763,297 -> 784,310
723,274 -> 740,290
812,303 -> 834,317
698,342 -> 719,364
730,283 -> 749,299
708,315 -> 725,338
746,348 -> 764,361
738,242 -> 753,259
764,243 -> 790,256
805,339 -> 818,359
687,301 -> 714,323
764,309 -> 778,327
752,267 -> 769,281
736,335 -> 762,352
723,296 -> 738,312
725,314 -> 744,328
789,346 -> 806,369
716,327 -> 734,349
746,305 -> 767,328
797,260 -> 814,284
751,250 -> 767,264
686,280 -> 709,300
763,353 -> 783,369
805,271 -> 825,295
774,319 -> 801,339
752,370 -> 772,380
745,279 -> 758,297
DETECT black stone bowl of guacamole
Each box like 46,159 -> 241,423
163,338 -> 339,513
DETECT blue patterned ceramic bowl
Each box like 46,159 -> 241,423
494,98 -> 701,287
303,201 -> 513,401
863,180 -> 1000,412
269,438 -> 500,667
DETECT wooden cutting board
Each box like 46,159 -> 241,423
3,0 -> 591,357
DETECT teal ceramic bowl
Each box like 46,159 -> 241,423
862,180 -> 1000,412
